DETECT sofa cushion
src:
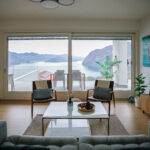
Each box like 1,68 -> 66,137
33,88 -> 53,100
113,146 -> 150,150
93,87 -> 112,99
0,145 -> 49,150
79,136 -> 150,150
5,135 -> 78,150
79,135 -> 150,145
79,143 -> 150,150
0,121 -> 7,145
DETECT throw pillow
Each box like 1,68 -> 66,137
0,145 -> 49,150
93,86 -> 112,100
33,88 -> 53,100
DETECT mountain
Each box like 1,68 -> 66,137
9,52 -> 83,65
82,42 -> 131,70
82,45 -> 113,70
9,42 -> 131,67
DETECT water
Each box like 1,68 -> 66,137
8,61 -> 131,91
9,61 -> 100,79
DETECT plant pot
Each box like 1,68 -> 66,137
135,96 -> 141,108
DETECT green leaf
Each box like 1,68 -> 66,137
134,73 -> 147,97
96,55 -> 121,79
134,88 -> 140,91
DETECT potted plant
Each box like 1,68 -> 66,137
134,73 -> 147,108
96,56 -> 121,80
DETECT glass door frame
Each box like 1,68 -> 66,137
4,32 -> 70,100
70,32 -> 136,97
3,32 -> 137,99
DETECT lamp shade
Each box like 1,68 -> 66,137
41,0 -> 59,8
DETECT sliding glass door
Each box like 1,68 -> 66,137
8,36 -> 68,91
72,36 -> 132,91
6,33 -> 134,99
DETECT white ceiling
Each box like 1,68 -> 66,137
0,0 -> 150,21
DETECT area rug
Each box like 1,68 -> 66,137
24,114 -> 128,136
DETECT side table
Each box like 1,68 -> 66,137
141,94 -> 150,115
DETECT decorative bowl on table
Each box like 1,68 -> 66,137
78,102 -> 95,112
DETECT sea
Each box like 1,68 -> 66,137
9,61 -> 100,79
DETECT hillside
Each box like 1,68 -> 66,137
82,43 -> 131,70
9,42 -> 131,68
9,52 -> 83,65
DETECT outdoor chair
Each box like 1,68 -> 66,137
72,70 -> 85,89
53,70 -> 66,89
87,80 -> 115,116
8,74 -> 15,91
31,80 -> 56,118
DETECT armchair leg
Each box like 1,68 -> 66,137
108,101 -> 111,116
112,93 -> 115,108
31,102 -> 33,119
54,90 -> 57,101
53,81 -> 56,88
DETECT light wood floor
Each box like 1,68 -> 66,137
0,100 -> 150,136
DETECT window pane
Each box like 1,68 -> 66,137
8,36 -> 68,91
72,36 -> 131,90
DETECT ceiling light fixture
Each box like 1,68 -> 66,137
30,0 -> 75,8
41,0 -> 59,8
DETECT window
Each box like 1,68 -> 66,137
8,36 -> 68,91
7,34 -> 132,92
72,36 -> 132,90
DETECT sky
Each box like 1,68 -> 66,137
8,40 -> 112,57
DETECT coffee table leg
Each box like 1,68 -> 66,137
42,118 -> 44,136
108,118 -> 109,135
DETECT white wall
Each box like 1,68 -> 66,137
0,18 -> 140,99
0,18 -> 139,32
140,15 -> 150,93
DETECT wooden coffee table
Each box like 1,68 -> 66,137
42,102 -> 109,136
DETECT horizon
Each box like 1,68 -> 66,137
9,44 -> 112,56
8,40 -> 113,57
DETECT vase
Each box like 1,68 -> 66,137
85,101 -> 91,110
135,96 -> 140,108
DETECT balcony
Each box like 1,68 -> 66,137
8,67 -> 131,92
